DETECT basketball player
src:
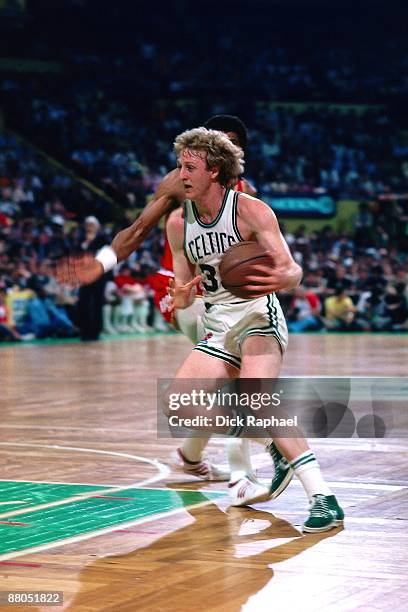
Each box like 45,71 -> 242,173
58,116 -> 288,502
165,127 -> 344,532
148,115 -> 256,341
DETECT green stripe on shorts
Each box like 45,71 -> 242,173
194,345 -> 241,369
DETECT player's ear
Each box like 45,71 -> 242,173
210,165 -> 220,181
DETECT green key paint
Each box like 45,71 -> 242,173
0,481 -> 225,556
0,481 -> 112,512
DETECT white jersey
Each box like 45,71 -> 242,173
184,188 -> 244,304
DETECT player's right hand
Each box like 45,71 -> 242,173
168,275 -> 202,310
56,254 -> 104,286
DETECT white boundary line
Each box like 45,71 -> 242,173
0,499 -> 218,562
0,442 -> 170,520
256,478 -> 406,492
0,424 -> 152,433
0,478 -> 118,487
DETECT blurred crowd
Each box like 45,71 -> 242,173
1,21 -> 407,204
2,79 -> 407,203
283,207 -> 408,333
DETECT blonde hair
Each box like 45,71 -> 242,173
174,127 -> 244,186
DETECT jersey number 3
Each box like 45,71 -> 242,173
199,264 -> 218,293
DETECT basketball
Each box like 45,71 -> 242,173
219,241 -> 272,299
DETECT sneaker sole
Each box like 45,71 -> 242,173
230,488 -> 271,507
268,468 -> 294,500
173,467 -> 230,482
302,519 -> 344,533
169,459 -> 230,482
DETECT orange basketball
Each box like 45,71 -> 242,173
219,241 -> 273,299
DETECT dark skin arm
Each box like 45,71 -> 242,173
56,169 -> 185,285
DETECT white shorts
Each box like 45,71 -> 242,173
194,294 -> 288,369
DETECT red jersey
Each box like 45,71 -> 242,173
114,273 -> 139,289
0,303 -> 8,324
160,227 -> 174,271
235,178 -> 245,192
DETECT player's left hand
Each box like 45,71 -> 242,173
239,262 -> 301,295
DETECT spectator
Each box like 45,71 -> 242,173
324,285 -> 359,331
0,287 -> 30,341
114,263 -> 150,333
381,284 -> 408,331
102,273 -> 121,335
26,260 -> 77,338
77,216 -> 108,341
5,281 -> 36,336
287,286 -> 323,332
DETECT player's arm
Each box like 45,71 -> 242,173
112,194 -> 174,261
57,170 -> 185,286
112,168 -> 186,260
237,194 -> 302,294
166,209 -> 201,309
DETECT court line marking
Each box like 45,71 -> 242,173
0,442 -> 170,520
0,478 -> 118,487
211,439 -> 408,452
0,424 -> 156,433
0,498 -> 220,562
256,478 -> 406,492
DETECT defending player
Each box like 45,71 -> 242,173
166,127 -> 344,532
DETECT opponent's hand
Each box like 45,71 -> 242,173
168,275 -> 202,310
56,254 -> 104,286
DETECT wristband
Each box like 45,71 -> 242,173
95,246 -> 118,272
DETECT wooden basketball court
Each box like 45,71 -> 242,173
1,333 -> 407,611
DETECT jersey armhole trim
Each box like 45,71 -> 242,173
232,191 -> 245,242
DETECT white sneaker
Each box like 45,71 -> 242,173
131,323 -> 145,332
228,476 -> 270,507
21,333 -> 35,341
141,325 -> 154,332
170,448 -> 230,481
